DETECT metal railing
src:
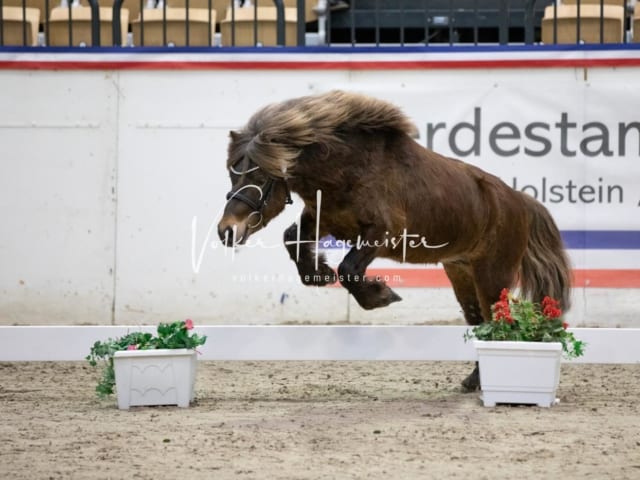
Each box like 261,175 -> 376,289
326,0 -> 548,45
0,0 -> 635,48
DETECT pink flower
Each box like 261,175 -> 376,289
185,319 -> 194,330
127,344 -> 138,350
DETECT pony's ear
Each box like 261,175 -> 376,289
229,130 -> 241,141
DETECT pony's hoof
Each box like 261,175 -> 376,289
354,287 -> 402,310
461,365 -> 480,392
388,290 -> 402,304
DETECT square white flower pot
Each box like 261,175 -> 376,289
474,340 -> 562,408
113,348 -> 198,410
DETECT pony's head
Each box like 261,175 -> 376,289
217,90 -> 420,246
217,130 -> 294,246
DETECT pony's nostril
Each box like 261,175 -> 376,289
219,226 -> 235,245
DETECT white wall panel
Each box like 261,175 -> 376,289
0,71 -> 118,324
0,56 -> 638,326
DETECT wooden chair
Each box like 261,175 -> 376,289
48,6 -> 129,46
220,6 -> 298,46
1,6 -> 40,46
255,0 -> 317,24
166,0 -> 227,31
131,7 -> 216,46
3,0 -> 58,26
560,0 -> 626,7
80,0 -> 143,27
541,4 -> 625,44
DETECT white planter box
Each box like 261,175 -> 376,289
475,340 -> 562,408
113,348 -> 198,410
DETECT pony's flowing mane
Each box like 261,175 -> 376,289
228,90 -> 419,179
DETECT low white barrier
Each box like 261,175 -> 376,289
1,326 -> 638,364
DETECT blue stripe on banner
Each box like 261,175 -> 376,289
319,232 -> 640,250
561,231 -> 640,250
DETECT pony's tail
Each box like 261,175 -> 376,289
519,194 -> 572,311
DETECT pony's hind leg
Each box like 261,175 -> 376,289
443,261 -> 484,326
337,227 -> 402,310
458,252 -> 523,393
443,261 -> 483,392
471,252 -> 523,326
283,210 -> 337,286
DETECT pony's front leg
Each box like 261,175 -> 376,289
283,212 -> 337,286
338,235 -> 402,310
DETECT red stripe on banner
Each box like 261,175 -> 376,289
364,268 -> 640,288
2,58 -> 640,71
367,268 -> 452,287
572,270 -> 640,288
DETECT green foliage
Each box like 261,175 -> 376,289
86,320 -> 207,398
464,289 -> 585,359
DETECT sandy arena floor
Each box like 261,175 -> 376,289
1,361 -> 639,479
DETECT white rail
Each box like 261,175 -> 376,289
1,326 -> 638,363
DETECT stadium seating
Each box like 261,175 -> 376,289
131,7 -> 216,46
48,6 -> 129,46
3,0 -> 57,25
220,6 -> 298,46
0,0 -> 635,47
541,3 -> 626,44
166,0 -> 227,31
80,0 -> 143,28
1,6 -> 40,46
561,0 -> 626,6
256,0 -> 317,24
634,2 -> 640,43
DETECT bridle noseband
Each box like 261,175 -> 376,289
226,174 -> 293,214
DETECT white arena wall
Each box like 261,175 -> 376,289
0,48 -> 639,328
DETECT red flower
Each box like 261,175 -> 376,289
562,322 -> 569,330
184,319 -> 194,330
492,298 -> 514,324
127,344 -> 138,351
494,309 -> 514,324
499,288 -> 509,303
542,296 -> 562,319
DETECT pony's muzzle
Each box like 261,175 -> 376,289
218,209 -> 264,246
218,217 -> 250,246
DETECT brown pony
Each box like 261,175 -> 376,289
218,90 -> 571,390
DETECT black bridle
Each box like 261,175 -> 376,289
225,176 -> 293,213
